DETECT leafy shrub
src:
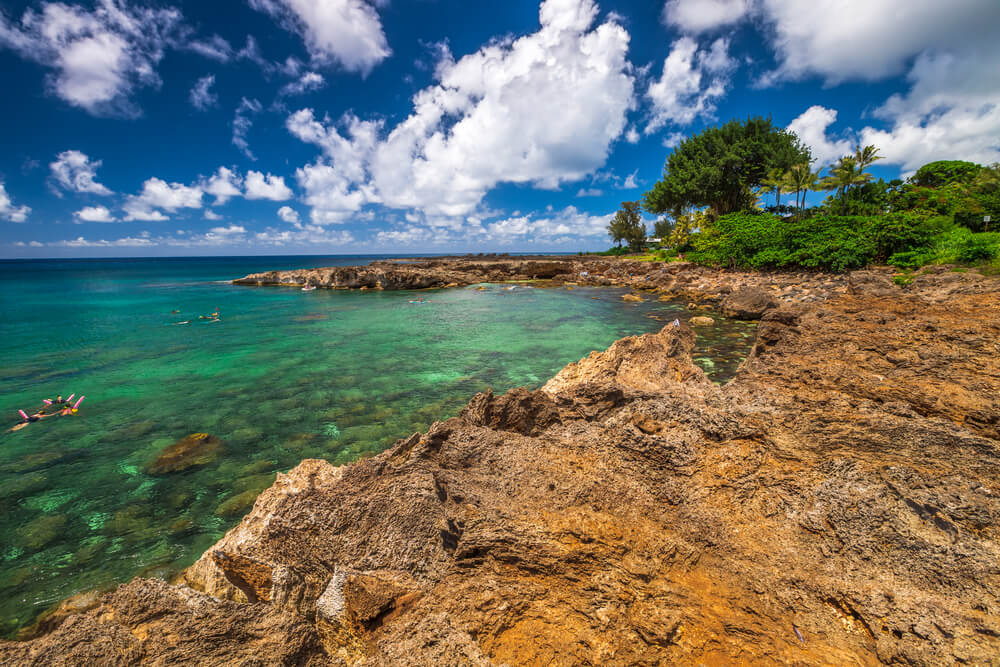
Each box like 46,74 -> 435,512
955,233 -> 1000,263
690,210 -> 943,272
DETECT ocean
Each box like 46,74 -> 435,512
0,255 -> 755,635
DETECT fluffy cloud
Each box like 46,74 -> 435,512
277,205 -> 301,224
759,0 -> 1000,85
0,0 -> 182,116
248,0 -> 390,74
661,0 -> 750,33
645,37 -> 733,133
279,71 -> 325,96
245,171 -> 293,200
233,97 -> 262,160
484,206 -> 614,243
774,1 -> 1000,173
288,0 -> 634,222
190,74 -> 218,110
254,225 -> 355,246
123,177 -> 203,221
0,183 -> 31,222
50,150 -> 114,195
74,205 -> 117,222
202,167 -> 242,204
787,106 -> 852,166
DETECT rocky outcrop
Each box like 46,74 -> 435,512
720,286 -> 779,319
233,259 -> 577,291
4,270 -> 1000,665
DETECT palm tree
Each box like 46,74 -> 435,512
786,163 -> 819,210
819,156 -> 872,213
853,144 -> 883,175
761,168 -> 787,208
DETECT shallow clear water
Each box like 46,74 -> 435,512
0,256 -> 755,635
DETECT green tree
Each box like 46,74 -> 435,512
653,218 -> 673,242
607,216 -> 625,248
911,160 -> 983,188
609,201 -> 647,252
643,116 -> 811,218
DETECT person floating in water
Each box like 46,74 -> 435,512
9,395 -> 83,431
199,307 -> 220,321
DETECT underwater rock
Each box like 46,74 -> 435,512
16,514 -> 67,551
689,315 -> 715,326
0,471 -> 48,501
3,450 -> 86,475
146,433 -> 223,475
108,505 -> 152,537
622,293 -> 643,302
215,489 -> 261,518
167,518 -> 195,536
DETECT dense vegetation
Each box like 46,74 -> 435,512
607,117 -> 1000,273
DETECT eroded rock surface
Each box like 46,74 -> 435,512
4,270 -> 1000,665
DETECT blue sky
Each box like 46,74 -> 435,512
1,0 -> 998,257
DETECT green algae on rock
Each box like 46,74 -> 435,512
146,433 -> 223,475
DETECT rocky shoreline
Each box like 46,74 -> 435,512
233,255 -> 855,308
3,261 -> 999,665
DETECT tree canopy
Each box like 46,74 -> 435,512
911,160 -> 983,188
607,201 -> 646,252
643,116 -> 811,218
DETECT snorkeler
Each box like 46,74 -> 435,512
10,409 -> 48,432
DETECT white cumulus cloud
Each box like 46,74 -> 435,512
0,182 -> 31,222
74,205 -> 117,222
245,171 -> 293,200
123,177 -> 203,221
661,0 -> 750,33
0,0 -> 182,116
645,37 -> 733,133
287,0 -> 634,223
202,166 -> 243,204
277,205 -> 301,224
50,150 -> 113,195
759,0 -> 1000,85
787,105 -> 852,166
248,0 -> 390,74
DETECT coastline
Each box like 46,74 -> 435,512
231,255 -> 864,309
3,261 -> 999,664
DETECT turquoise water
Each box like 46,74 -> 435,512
0,256 -> 756,635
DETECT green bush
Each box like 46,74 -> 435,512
689,210 -> 944,272
955,233 -> 1000,263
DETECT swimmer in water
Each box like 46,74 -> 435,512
9,410 -> 50,432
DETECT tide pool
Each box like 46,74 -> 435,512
0,256 -> 755,635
